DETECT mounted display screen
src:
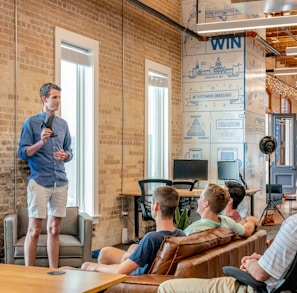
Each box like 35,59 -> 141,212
217,160 -> 240,181
173,160 -> 208,180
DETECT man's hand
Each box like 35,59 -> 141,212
41,128 -> 52,144
240,252 -> 261,271
54,149 -> 68,161
245,216 -> 258,226
81,262 -> 100,272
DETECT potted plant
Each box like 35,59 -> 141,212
174,207 -> 192,230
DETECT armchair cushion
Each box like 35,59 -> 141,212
18,206 -> 79,237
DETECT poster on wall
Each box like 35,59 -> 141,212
181,0 -> 267,217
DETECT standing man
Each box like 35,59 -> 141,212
18,82 -> 73,268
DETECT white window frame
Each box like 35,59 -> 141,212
144,59 -> 171,179
55,27 -> 99,222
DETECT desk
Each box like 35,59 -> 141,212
245,189 -> 260,216
119,188 -> 259,241
0,264 -> 126,293
119,189 -> 201,241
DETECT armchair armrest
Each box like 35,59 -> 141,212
222,266 -> 267,293
78,211 -> 93,263
4,213 -> 18,264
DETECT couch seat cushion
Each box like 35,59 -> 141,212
149,227 -> 235,275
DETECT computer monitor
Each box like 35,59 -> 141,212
217,160 -> 240,181
173,160 -> 208,181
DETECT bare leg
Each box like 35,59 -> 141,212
120,244 -> 138,262
47,215 -> 62,268
24,218 -> 43,266
98,244 -> 138,265
98,246 -> 126,264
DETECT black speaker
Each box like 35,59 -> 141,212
259,136 -> 277,155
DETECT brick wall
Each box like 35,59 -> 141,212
0,0 -> 182,258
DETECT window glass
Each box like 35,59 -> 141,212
55,27 -> 99,219
145,60 -> 171,179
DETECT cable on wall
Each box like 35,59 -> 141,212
13,0 -> 18,212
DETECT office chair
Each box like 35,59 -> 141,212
172,179 -> 195,213
138,179 -> 173,221
222,251 -> 297,293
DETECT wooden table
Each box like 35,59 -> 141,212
0,264 -> 126,293
119,188 -> 260,241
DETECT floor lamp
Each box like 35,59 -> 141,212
259,136 -> 285,224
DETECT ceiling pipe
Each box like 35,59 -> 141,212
285,28 -> 297,42
247,31 -> 281,56
125,0 -> 203,40
125,0 -> 281,58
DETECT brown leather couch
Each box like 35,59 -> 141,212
105,227 -> 267,293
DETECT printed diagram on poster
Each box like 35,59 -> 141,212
183,113 -> 210,141
183,53 -> 244,81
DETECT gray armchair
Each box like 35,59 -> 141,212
4,206 -> 93,267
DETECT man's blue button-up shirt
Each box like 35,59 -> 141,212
18,111 -> 73,188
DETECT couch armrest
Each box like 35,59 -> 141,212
4,213 -> 18,264
78,211 -> 93,262
105,275 -> 177,293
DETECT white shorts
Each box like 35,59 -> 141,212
27,179 -> 68,219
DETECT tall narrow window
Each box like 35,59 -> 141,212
281,97 -> 291,113
145,60 -> 171,180
55,27 -> 99,220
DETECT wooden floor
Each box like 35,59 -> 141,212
269,196 -> 297,222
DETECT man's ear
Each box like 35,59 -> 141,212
203,200 -> 209,208
152,201 -> 159,212
41,96 -> 47,104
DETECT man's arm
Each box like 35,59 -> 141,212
25,128 -> 51,157
242,216 -> 258,237
244,258 -> 270,281
81,258 -> 139,275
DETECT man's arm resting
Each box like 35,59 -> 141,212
243,216 -> 258,237
245,259 -> 270,282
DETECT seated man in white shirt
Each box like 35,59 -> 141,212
159,213 -> 297,293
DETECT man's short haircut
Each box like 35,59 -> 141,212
153,186 -> 179,219
203,183 -> 230,214
225,181 -> 246,209
40,83 -> 61,100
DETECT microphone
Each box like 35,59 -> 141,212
41,115 -> 57,137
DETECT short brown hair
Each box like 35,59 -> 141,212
40,82 -> 61,99
152,186 -> 179,218
203,183 -> 230,214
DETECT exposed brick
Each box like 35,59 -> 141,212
0,0 -> 182,256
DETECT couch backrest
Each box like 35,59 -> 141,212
18,206 -> 79,237
149,227 -> 235,275
174,229 -> 267,278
